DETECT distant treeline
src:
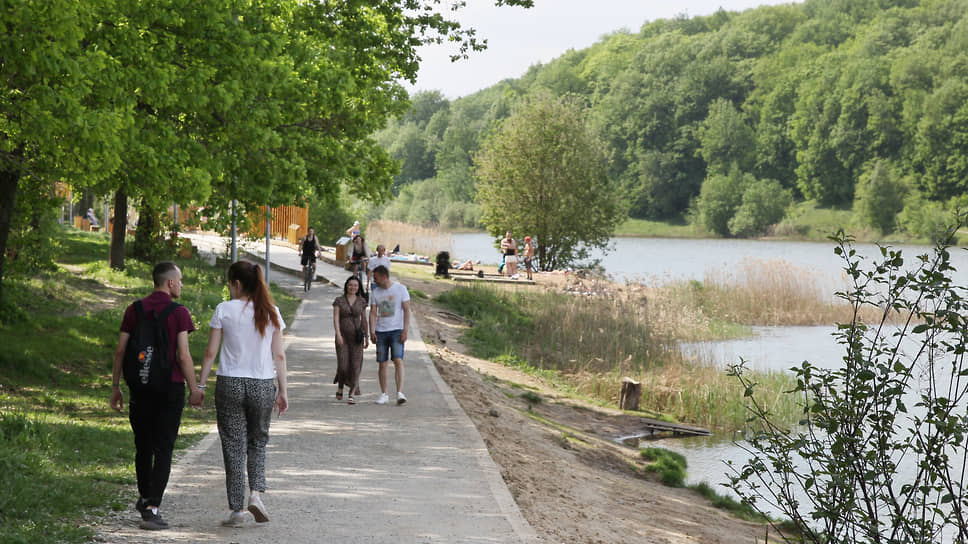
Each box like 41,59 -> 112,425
372,0 -> 968,238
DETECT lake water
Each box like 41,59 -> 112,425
452,232 -> 968,286
454,232 -> 968,529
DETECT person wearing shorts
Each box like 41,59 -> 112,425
500,231 -> 518,278
368,265 -> 410,405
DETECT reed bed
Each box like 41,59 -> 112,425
568,360 -> 800,430
645,257 -> 891,331
365,220 -> 453,257
436,282 -> 801,429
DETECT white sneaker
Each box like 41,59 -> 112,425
222,511 -> 246,528
397,392 -> 407,405
247,494 -> 269,523
376,393 -> 389,405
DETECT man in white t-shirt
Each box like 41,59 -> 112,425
366,244 -> 392,294
368,265 -> 410,405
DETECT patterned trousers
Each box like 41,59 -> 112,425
215,375 -> 276,511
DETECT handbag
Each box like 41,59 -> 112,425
354,307 -> 365,344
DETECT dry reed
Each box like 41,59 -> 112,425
450,278 -> 802,429
366,220 -> 453,257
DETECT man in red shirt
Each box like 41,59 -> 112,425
110,262 -> 203,530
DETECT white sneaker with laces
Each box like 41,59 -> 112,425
247,493 -> 269,523
397,391 -> 407,405
376,393 -> 389,405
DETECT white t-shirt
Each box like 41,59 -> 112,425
370,282 -> 410,332
209,299 -> 286,379
367,255 -> 392,274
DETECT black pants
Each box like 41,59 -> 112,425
128,383 -> 185,507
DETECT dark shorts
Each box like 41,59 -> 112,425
375,329 -> 404,363
301,254 -> 316,266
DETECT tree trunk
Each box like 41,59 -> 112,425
0,166 -> 19,309
109,189 -> 128,270
133,197 -> 160,263
619,377 -> 641,411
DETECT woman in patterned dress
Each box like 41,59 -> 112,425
333,275 -> 369,404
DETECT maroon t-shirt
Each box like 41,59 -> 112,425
120,291 -> 196,383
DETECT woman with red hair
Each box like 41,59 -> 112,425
199,261 -> 288,527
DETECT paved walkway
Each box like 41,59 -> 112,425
98,234 -> 536,543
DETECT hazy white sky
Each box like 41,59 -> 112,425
406,0 -> 800,98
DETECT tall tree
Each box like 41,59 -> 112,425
475,91 -> 623,271
698,98 -> 756,175
0,1 -> 126,305
0,0 -> 534,305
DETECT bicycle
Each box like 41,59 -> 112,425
349,257 -> 367,301
303,259 -> 316,292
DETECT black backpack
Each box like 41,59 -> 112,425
123,300 -> 180,393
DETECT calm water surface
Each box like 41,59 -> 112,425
452,232 -> 968,286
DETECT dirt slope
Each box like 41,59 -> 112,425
406,272 -> 771,544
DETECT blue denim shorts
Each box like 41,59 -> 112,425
375,329 -> 404,363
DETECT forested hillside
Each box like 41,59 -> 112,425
372,0 -> 968,239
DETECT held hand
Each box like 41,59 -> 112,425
189,389 -> 205,408
110,388 -> 124,412
274,392 -> 288,417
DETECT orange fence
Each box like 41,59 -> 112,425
246,205 -> 308,244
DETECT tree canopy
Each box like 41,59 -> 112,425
0,0 -> 533,308
474,92 -> 623,271
372,0 -> 968,239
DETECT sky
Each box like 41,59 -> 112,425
405,0 -> 801,98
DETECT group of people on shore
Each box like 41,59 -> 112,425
108,244 -> 411,531
500,230 -> 535,280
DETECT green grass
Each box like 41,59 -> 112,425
691,481 -> 765,522
640,447 -> 688,487
0,228 -> 299,543
615,217 -> 706,238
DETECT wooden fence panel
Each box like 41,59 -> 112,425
245,205 -> 308,243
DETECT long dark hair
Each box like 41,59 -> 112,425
343,275 -> 362,298
228,261 -> 280,336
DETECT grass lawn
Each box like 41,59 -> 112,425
0,228 -> 299,544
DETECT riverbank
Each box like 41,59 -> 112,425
387,266 -> 776,542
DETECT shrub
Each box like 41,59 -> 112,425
853,160 -> 907,234
728,226 -> 968,542
728,178 -> 792,237
696,166 -> 754,236
897,190 -> 950,242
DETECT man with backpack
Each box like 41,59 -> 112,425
109,262 -> 203,530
